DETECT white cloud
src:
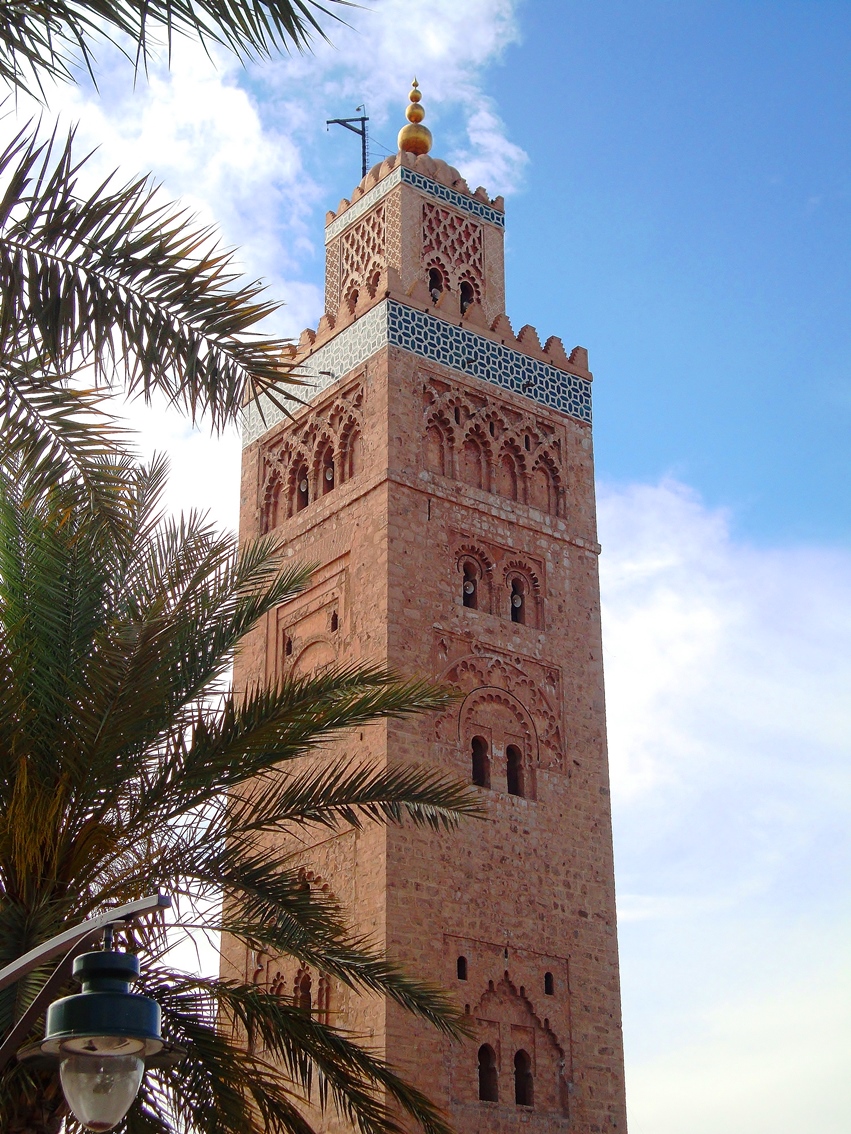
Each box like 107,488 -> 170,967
599,479 -> 851,1132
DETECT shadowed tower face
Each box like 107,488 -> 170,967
234,84 -> 628,1134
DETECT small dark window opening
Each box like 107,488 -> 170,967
524,434 -> 531,451
514,1050 -> 533,1107
478,1045 -> 498,1102
285,636 -> 293,657
428,267 -> 444,302
330,611 -> 339,633
510,579 -> 526,624
454,406 -> 461,425
457,956 -> 468,981
296,974 -> 312,1012
488,420 -> 495,437
296,468 -> 309,512
544,972 -> 554,996
460,280 -> 475,314
471,736 -> 490,788
506,745 -> 524,798
462,562 -> 478,609
322,452 -> 335,494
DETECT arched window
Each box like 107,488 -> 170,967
296,973 -> 312,1012
514,1050 -> 533,1106
330,611 -> 339,633
341,427 -> 362,481
460,279 -> 475,314
461,437 -> 485,490
428,266 -> 445,302
478,1044 -> 498,1102
510,578 -> 526,624
462,561 -> 478,609
506,745 -> 524,798
320,448 -> 335,494
293,464 -> 309,513
457,956 -> 468,981
471,736 -> 490,789
544,971 -> 554,996
425,424 -> 446,476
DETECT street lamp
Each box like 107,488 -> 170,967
0,895 -> 180,1132
41,935 -> 164,1131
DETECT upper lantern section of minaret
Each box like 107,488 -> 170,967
242,84 -> 593,448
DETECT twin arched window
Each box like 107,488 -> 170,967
470,737 -> 526,798
477,1045 -> 534,1106
458,559 -> 539,627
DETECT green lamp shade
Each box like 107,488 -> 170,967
43,950 -> 162,1057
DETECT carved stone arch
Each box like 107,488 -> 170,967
530,449 -> 562,516
424,411 -> 454,478
287,449 -> 312,516
458,686 -> 538,797
454,974 -> 568,1114
460,425 -> 492,492
425,256 -> 450,298
503,559 -> 543,630
291,637 -> 336,676
338,417 -> 362,482
261,471 -> 283,534
496,438 -> 526,503
455,543 -> 494,613
312,431 -> 337,497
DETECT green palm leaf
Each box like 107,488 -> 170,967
0,457 -> 480,1134
0,0 -> 352,97
0,123 -> 306,493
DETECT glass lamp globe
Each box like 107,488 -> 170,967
42,949 -> 162,1132
60,1049 -> 145,1131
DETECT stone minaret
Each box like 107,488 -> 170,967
235,83 -> 628,1134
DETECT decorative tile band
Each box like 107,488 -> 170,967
324,167 -> 403,243
241,301 -> 592,447
241,303 -> 388,447
387,303 -> 592,422
400,169 -> 505,228
324,166 -> 505,244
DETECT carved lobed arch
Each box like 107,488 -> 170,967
453,973 -> 569,1114
421,381 -> 564,515
260,384 -> 364,529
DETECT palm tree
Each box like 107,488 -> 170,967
0,0 -> 350,96
0,454 -> 479,1134
0,123 -> 310,507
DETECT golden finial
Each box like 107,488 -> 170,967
398,78 -> 433,156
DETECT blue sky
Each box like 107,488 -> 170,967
7,2 -> 851,1131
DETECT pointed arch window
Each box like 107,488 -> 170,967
514,1050 -> 533,1106
510,578 -> 526,624
471,736 -> 490,789
478,1044 -> 498,1102
296,973 -> 312,1012
506,745 -> 524,798
462,561 -> 479,609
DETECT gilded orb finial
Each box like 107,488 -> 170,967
398,78 -> 432,156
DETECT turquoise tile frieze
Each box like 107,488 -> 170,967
386,302 -> 592,424
241,300 -> 592,447
324,167 -> 403,243
400,169 -> 505,228
324,166 -> 504,244
241,303 -> 388,446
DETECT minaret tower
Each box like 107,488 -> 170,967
236,84 -> 628,1134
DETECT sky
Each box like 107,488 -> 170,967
6,2 -> 851,1131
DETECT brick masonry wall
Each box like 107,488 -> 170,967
228,336 -> 627,1134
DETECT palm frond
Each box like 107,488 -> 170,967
0,0 -> 353,98
0,123 -> 305,442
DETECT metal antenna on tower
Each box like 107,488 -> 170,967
326,106 -> 370,179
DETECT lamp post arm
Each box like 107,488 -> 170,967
0,894 -> 171,993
